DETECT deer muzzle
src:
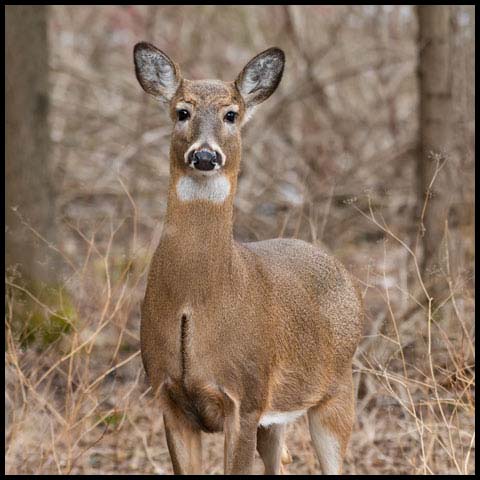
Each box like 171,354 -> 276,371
188,148 -> 221,172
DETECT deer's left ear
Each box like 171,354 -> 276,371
235,47 -> 285,110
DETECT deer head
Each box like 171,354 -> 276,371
134,43 -> 285,182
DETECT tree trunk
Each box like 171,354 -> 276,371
416,5 -> 453,302
6,5 -> 57,285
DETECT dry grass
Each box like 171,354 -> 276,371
5,5 -> 474,475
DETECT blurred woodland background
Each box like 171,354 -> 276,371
5,5 -> 474,474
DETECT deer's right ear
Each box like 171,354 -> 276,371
133,42 -> 181,102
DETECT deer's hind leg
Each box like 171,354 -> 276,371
257,423 -> 292,474
307,375 -> 355,475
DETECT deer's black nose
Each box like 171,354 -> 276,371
191,149 -> 220,171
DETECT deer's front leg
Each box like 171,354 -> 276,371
222,390 -> 259,474
163,408 -> 202,474
224,412 -> 259,474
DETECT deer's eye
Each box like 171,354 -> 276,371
177,109 -> 190,121
224,111 -> 237,123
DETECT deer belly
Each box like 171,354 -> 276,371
259,409 -> 307,426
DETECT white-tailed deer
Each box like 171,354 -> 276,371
134,42 -> 364,475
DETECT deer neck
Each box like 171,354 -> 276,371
160,160 -> 238,279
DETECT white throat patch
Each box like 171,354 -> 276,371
176,174 -> 231,203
